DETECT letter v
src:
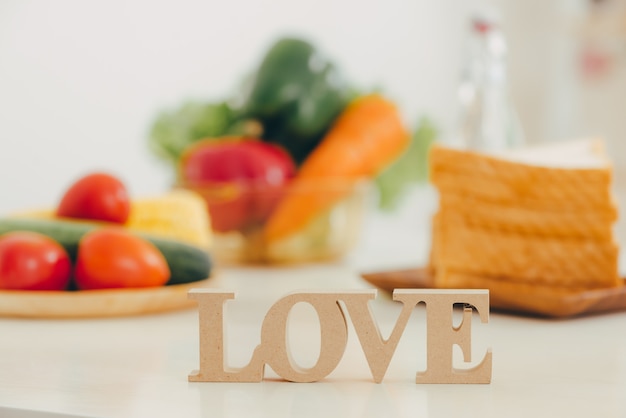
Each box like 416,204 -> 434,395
341,290 -> 419,383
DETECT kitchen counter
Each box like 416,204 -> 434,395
1,186 -> 626,418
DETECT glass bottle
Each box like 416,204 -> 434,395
454,12 -> 525,151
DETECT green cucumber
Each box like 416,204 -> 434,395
0,218 -> 212,286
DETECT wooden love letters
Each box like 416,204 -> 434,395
188,289 -> 492,384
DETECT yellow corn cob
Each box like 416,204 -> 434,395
10,208 -> 56,219
126,190 -> 212,249
9,190 -> 213,249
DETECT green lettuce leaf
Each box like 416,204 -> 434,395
375,117 -> 437,210
148,101 -> 238,164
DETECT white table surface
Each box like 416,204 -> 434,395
1,186 -> 626,418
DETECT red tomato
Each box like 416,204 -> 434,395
0,232 -> 72,290
179,139 -> 296,233
74,228 -> 170,290
57,172 -> 131,223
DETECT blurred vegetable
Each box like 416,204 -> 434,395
241,38 -> 355,164
126,190 -> 213,249
0,231 -> 72,291
179,138 -> 296,233
375,118 -> 437,210
74,228 -> 170,290
264,94 -> 410,242
0,217 -> 213,287
149,101 -> 259,165
57,172 -> 131,224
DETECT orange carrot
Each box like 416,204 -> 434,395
264,94 -> 410,242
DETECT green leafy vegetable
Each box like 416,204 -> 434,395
148,101 -> 239,164
241,37 -> 356,164
375,117 -> 437,210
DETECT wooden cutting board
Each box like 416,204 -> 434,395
0,279 -> 213,319
361,267 -> 626,318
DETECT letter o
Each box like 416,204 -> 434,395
259,293 -> 348,382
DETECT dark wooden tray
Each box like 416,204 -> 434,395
361,267 -> 626,318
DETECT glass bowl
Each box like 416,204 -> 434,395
176,178 -> 369,264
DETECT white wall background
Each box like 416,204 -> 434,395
0,0 -> 475,214
4,1 -> 614,213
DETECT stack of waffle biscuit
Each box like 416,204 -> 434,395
429,139 -> 621,308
